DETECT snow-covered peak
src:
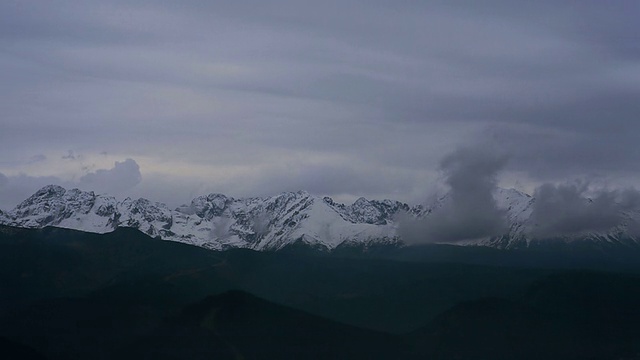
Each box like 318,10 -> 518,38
31,184 -> 67,197
3,185 -> 640,251
185,193 -> 232,219
10,186 -> 99,228
1,185 -> 404,251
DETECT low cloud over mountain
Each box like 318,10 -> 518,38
401,146 -> 640,244
528,182 -> 640,238
400,146 -> 508,244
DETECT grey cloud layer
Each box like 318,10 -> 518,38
1,0 -> 639,204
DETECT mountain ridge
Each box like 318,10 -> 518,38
0,185 -> 417,250
1,185 -> 639,251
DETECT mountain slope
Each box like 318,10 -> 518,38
124,290 -> 404,360
0,225 -> 549,334
410,272 -> 640,360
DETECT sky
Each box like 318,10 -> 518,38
1,0 -> 639,210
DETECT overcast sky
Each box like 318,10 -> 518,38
1,0 -> 639,209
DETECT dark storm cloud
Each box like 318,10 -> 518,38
528,183 -> 640,238
400,147 -> 508,244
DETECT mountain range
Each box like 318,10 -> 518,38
1,184 -> 639,251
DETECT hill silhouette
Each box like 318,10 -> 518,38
3,225 -> 640,359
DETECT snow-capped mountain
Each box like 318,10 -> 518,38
2,185 -> 639,251
0,185 -> 419,250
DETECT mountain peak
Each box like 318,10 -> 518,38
30,184 -> 67,199
353,197 -> 370,206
